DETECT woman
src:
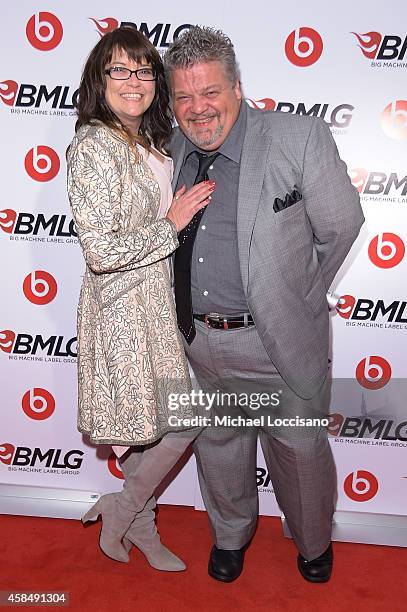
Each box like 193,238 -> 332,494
67,27 -> 214,569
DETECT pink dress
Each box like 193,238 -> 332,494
112,147 -> 174,459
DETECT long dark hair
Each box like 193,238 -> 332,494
75,27 -> 172,153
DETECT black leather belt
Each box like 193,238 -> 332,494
194,313 -> 254,330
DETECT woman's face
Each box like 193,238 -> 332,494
104,50 -> 156,135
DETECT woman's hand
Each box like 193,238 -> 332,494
166,181 -> 215,233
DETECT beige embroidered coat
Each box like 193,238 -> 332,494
67,123 -> 192,446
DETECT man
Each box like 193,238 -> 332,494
164,27 -> 364,583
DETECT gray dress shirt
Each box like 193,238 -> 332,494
177,101 -> 249,315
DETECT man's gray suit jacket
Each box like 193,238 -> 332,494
170,105 -> 364,399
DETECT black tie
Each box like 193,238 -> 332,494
174,152 -> 219,344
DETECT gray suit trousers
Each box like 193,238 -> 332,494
186,320 -> 336,561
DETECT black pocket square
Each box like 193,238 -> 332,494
273,188 -> 302,213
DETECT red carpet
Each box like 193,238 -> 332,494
1,506 -> 406,611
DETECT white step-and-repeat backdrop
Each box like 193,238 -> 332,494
1,1 -> 406,520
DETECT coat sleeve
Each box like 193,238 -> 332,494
67,135 -> 178,274
301,118 -> 365,290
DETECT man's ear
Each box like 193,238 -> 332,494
234,79 -> 242,101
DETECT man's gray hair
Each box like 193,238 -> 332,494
164,26 -> 239,84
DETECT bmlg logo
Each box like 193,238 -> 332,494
0,209 -> 77,239
328,412 -> 407,442
89,17 -> 192,48
246,98 -> 354,129
351,32 -> 407,63
0,443 -> 83,470
336,295 -> 407,325
350,168 -> 407,200
0,329 -> 77,358
0,80 -> 78,111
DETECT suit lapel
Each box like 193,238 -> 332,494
171,136 -> 186,190
237,107 -> 273,292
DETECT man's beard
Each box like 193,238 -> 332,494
184,117 -> 224,148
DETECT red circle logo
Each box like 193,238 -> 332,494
285,27 -> 323,67
336,294 -> 356,319
368,233 -> 405,269
26,12 -> 63,51
23,271 -> 58,305
344,470 -> 379,502
381,100 -> 407,140
356,356 -> 392,390
22,388 -> 55,420
24,146 -> 60,182
108,453 -> 124,480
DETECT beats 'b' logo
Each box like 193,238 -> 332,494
0,209 -> 17,234
108,453 -> 124,480
356,356 -> 392,390
381,100 -> 407,140
22,388 -> 55,420
344,470 -> 379,502
285,27 -> 323,67
24,146 -> 60,182
0,443 -> 15,465
368,233 -> 405,269
23,271 -> 57,305
89,17 -> 119,37
26,12 -> 63,51
0,80 -> 18,106
336,294 -> 356,319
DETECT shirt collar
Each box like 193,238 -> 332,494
183,100 -> 247,164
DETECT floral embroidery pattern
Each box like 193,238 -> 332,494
67,123 -> 193,445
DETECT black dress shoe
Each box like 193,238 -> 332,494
208,545 -> 246,582
297,543 -> 333,583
